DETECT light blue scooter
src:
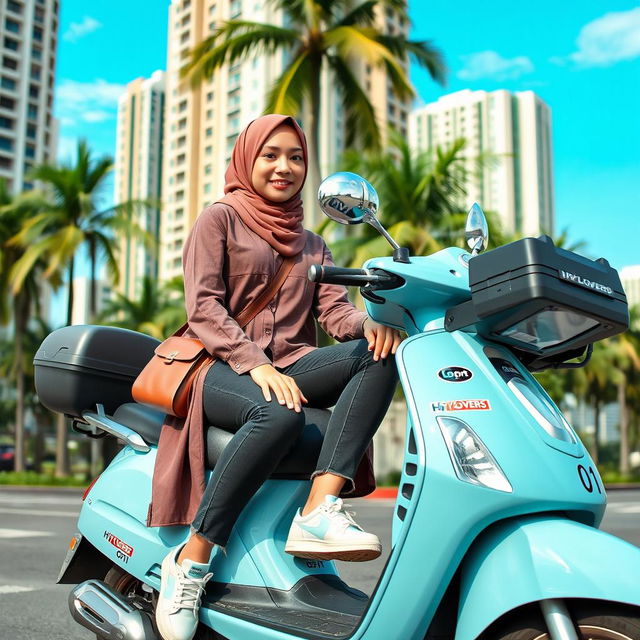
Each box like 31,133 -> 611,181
40,172 -> 640,640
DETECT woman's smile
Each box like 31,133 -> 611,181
251,124 -> 306,202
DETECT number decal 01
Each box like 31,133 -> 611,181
577,464 -> 602,494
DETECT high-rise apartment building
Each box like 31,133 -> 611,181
410,89 -> 554,237
621,265 -> 640,327
114,70 -> 165,298
159,0 -> 409,282
0,0 -> 58,194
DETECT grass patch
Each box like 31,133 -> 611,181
0,471 -> 87,487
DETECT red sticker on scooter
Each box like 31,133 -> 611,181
104,531 -> 134,557
431,399 -> 491,412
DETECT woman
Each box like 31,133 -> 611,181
155,114 -> 401,640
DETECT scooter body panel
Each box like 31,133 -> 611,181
347,330 -> 609,640
79,447 -> 338,594
456,515 -> 640,640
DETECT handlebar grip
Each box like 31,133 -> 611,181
308,264 -> 373,286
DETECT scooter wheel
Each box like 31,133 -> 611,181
486,601 -> 640,640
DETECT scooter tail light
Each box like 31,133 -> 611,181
436,416 -> 512,493
82,475 -> 100,501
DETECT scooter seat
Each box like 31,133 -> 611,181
112,402 -> 330,479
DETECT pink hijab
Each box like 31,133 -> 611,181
217,114 -> 308,257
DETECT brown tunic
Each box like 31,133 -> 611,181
148,204 -> 371,528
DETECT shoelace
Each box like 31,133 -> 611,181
171,572 -> 208,614
321,499 -> 363,532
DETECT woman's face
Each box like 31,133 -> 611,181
251,124 -> 305,202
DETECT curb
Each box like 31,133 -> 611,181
365,484 -> 640,500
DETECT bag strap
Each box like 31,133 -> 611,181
234,255 -> 296,328
173,255 -> 297,337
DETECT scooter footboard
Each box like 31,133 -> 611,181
455,515 -> 640,640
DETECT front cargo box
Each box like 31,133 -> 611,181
34,325 -> 159,417
445,236 -> 628,359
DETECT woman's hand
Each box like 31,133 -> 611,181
249,364 -> 308,412
363,318 -> 403,361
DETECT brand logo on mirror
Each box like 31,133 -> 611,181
438,367 -> 473,382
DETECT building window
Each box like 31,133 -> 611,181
207,91 -> 214,101
179,99 -> 187,112
5,19 -> 20,34
26,124 -> 36,139
30,64 -> 41,80
4,37 -> 19,51
7,1 -> 23,14
0,155 -> 12,169
29,84 -> 39,98
230,0 -> 241,18
177,153 -> 186,164
1,77 -> 16,90
204,164 -> 212,174
32,27 -> 43,42
0,137 -> 13,151
27,104 -> 37,119
0,96 -> 15,109
180,30 -> 190,44
0,116 -> 13,129
205,127 -> 212,137
34,7 -> 45,23
205,145 -> 212,155
3,56 -> 18,70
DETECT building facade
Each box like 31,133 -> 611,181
410,89 -> 555,237
620,265 -> 640,328
0,0 -> 58,194
114,70 -> 165,298
159,0 -> 409,282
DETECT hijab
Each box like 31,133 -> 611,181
217,114 -> 308,257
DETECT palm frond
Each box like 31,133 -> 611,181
378,35 -> 447,86
327,55 -> 379,149
336,1 -> 377,27
182,22 -> 298,87
265,50 -> 313,115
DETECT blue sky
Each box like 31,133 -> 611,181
55,1 -> 640,269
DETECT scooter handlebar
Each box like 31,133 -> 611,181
308,264 -> 397,287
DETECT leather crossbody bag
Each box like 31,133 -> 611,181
132,256 -> 297,417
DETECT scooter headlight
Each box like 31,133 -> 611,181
436,416 -> 512,493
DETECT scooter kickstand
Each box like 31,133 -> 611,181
540,599 -> 578,640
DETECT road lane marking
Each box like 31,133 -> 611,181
0,528 -> 54,538
0,496 -> 81,506
607,504 -> 640,514
0,507 -> 77,517
0,585 -> 36,594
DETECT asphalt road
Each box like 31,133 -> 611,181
0,487 -> 638,639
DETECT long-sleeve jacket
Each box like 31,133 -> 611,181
182,203 -> 367,369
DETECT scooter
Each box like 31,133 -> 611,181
36,172 -> 640,640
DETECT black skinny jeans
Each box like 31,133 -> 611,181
191,339 -> 398,546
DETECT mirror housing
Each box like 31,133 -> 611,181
465,203 -> 489,256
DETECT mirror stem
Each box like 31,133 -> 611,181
363,212 -> 400,250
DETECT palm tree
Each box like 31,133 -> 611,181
182,0 -> 446,191
99,276 -> 187,340
328,134 -> 506,267
0,181 -> 59,472
9,141 -> 153,476
10,140 -> 153,324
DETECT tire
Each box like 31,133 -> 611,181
98,565 -> 225,640
486,601 -> 640,640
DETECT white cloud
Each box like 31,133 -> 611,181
569,7 -> 640,67
82,110 -> 112,123
63,16 -> 102,43
55,79 -> 126,125
457,51 -> 534,81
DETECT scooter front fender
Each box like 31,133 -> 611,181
455,515 -> 640,640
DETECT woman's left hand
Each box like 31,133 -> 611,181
363,318 -> 403,361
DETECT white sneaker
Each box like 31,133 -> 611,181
156,546 -> 213,640
285,495 -> 381,562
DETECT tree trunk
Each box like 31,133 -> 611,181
592,401 -> 600,466
55,413 -> 70,478
33,413 -> 46,473
66,256 -> 75,326
305,62 -> 323,228
12,291 -> 30,472
619,378 -> 629,475
89,240 -> 97,322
